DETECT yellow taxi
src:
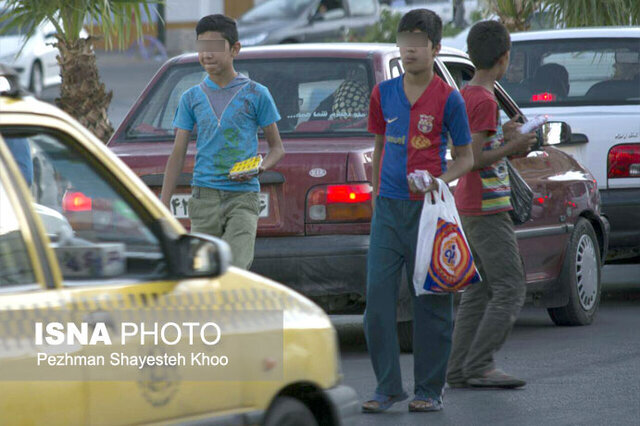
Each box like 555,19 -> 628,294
0,65 -> 357,425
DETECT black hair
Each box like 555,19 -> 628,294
397,9 -> 442,47
467,20 -> 511,70
196,14 -> 238,46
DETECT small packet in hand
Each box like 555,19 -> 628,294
519,115 -> 548,134
408,170 -> 433,192
229,155 -> 263,179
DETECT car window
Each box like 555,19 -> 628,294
389,58 -> 403,78
0,172 -> 36,287
347,0 -> 376,16
1,130 -> 167,285
443,61 -> 474,90
125,59 -> 374,139
500,38 -> 640,107
239,0 -> 315,22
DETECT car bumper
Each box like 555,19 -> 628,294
252,235 -> 368,299
325,384 -> 360,426
601,188 -> 640,250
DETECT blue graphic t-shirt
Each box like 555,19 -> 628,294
173,74 -> 281,192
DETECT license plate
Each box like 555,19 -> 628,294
169,193 -> 269,219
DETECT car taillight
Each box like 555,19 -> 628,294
608,144 -> 640,178
307,183 -> 372,222
531,92 -> 556,102
63,191 -> 92,212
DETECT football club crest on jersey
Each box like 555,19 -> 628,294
418,114 -> 434,134
411,135 -> 431,150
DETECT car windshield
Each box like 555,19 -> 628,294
500,37 -> 640,107
124,58 -> 373,140
239,0 -> 314,22
0,10 -> 22,36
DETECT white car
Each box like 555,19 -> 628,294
0,5 -> 87,97
384,0 -> 479,24
0,12 -> 59,97
501,27 -> 640,259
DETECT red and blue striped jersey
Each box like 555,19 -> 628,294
368,75 -> 471,200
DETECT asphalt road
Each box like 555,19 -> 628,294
42,51 -> 164,130
42,52 -> 640,426
332,264 -> 640,426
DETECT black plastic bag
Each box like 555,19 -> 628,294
507,159 -> 533,225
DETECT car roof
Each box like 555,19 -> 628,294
0,95 -> 71,118
173,43 -> 468,63
510,26 -> 640,41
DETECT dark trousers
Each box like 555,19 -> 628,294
447,212 -> 526,382
364,196 -> 453,399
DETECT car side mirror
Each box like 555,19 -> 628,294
541,121 -> 574,146
174,233 -> 231,278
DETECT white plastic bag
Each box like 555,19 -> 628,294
413,179 -> 481,296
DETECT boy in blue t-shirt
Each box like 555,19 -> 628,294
161,14 -> 284,269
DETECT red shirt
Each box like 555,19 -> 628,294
454,85 -> 512,215
368,75 -> 471,200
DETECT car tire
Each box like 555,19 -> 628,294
263,396 -> 318,426
547,218 -> 601,326
29,61 -> 44,98
397,320 -> 413,353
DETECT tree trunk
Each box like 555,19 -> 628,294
453,0 -> 466,28
54,35 -> 113,143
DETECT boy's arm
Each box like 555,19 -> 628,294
260,123 -> 285,172
371,134 -> 384,210
471,115 -> 537,170
160,129 -> 190,208
438,143 -> 474,185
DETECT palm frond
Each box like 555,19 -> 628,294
541,0 -> 638,27
0,0 -> 161,51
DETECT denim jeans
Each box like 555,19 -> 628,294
363,196 -> 453,399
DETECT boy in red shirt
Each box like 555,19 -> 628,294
446,20 -> 537,389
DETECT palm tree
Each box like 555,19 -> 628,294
0,0 -> 158,142
453,0 -> 466,28
543,0 -> 639,27
484,0 -> 639,32
484,0 -> 542,32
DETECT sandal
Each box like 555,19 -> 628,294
361,391 -> 409,413
408,396 -> 443,412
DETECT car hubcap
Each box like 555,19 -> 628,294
576,234 -> 598,311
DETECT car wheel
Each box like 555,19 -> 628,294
547,218 -> 601,326
397,320 -> 413,353
263,396 -> 318,426
29,61 -> 44,98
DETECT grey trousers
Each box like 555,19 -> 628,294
188,187 -> 260,270
447,212 -> 526,382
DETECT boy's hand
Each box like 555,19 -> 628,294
408,175 -> 439,194
229,166 -> 264,182
502,114 -> 523,140
506,130 -> 537,155
503,115 -> 536,155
